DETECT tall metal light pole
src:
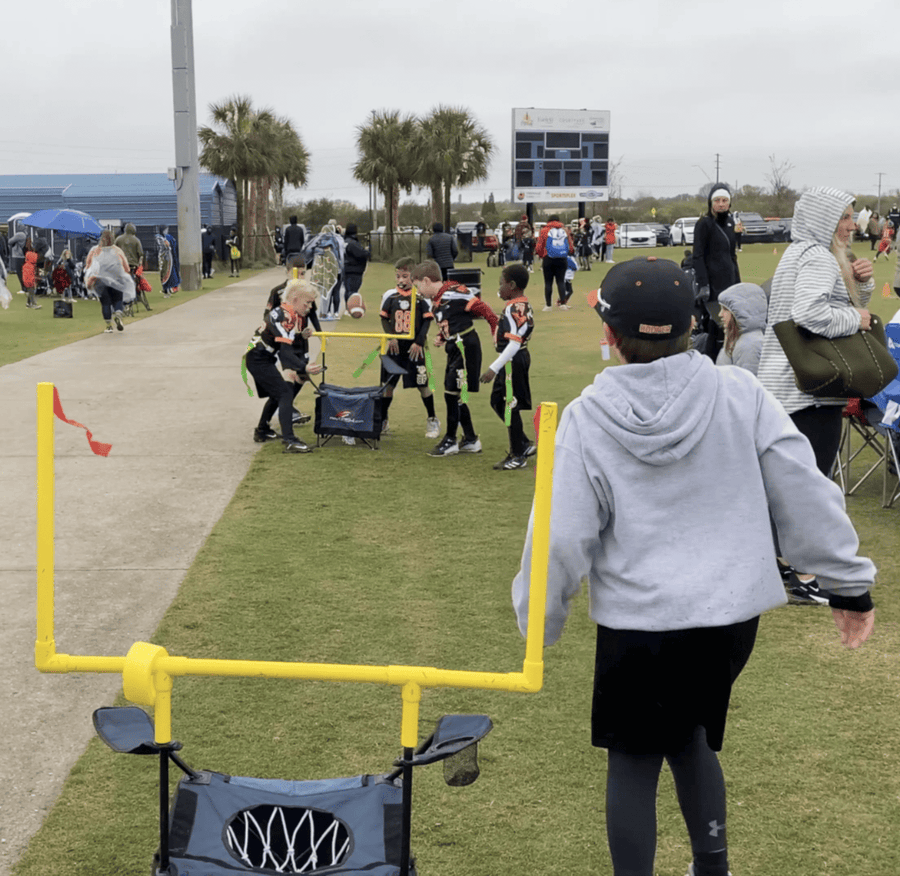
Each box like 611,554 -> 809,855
877,172 -> 885,215
170,0 -> 202,290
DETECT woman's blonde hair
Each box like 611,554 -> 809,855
722,306 -> 740,357
832,210 -> 860,306
99,229 -> 115,247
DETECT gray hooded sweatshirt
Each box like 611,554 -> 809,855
715,282 -> 768,375
757,186 -> 874,414
512,351 -> 874,643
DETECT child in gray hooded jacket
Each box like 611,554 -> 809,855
511,258 -> 874,876
715,281 -> 767,375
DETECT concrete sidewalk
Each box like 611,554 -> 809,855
0,270 -> 286,874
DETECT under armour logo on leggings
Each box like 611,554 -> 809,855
708,819 -> 725,838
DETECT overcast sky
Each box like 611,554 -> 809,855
4,0 -> 897,209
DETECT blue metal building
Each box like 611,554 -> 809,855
0,173 -> 237,263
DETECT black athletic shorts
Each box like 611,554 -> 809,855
246,348 -> 288,400
591,616 -> 759,755
443,331 -> 482,394
490,348 -> 532,413
382,343 -> 431,390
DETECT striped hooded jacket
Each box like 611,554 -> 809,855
757,186 -> 874,414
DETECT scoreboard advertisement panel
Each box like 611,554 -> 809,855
511,108 -> 610,203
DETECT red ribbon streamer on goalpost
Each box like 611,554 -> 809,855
52,388 -> 112,457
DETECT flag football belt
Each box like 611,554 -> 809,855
445,324 -> 475,342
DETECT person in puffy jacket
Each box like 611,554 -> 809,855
342,223 -> 370,305
426,223 -> 458,280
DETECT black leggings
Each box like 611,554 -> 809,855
606,726 -> 730,876
542,256 -> 567,306
789,404 -> 843,475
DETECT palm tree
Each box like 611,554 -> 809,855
199,96 -> 309,261
417,106 -> 494,230
353,110 -> 418,251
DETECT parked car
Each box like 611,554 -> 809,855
615,223 -> 657,248
669,217 -> 699,246
734,212 -> 775,244
645,222 -> 671,246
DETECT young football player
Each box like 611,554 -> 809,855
480,264 -> 536,470
379,257 -> 439,438
412,260 -> 499,457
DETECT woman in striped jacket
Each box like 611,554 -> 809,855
757,186 -> 874,605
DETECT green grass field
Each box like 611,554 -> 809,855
10,244 -> 900,876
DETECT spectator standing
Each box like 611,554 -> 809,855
692,185 -> 740,360
158,226 -> 181,296
21,238 -> 41,310
283,216 -> 305,265
590,216 -> 604,259
201,225 -> 216,279
888,204 -> 900,238
757,186 -> 874,605
226,226 -> 241,277
603,217 -> 618,263
475,216 -> 487,251
426,222 -> 458,281
115,223 -> 150,310
867,212 -> 881,250
342,223 -> 370,305
856,205 -> 872,241
534,214 -> 574,312
733,216 -> 744,252
7,231 -> 26,292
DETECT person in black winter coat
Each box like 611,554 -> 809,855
342,223 -> 370,304
283,216 -> 305,263
692,185 -> 740,360
426,222 -> 458,280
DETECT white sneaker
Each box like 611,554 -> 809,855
685,864 -> 732,876
458,436 -> 482,453
380,419 -> 390,434
542,305 -> 553,312
342,436 -> 356,445
425,417 -> 440,439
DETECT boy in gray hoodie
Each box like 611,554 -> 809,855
512,257 -> 875,876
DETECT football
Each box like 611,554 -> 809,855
347,293 -> 366,319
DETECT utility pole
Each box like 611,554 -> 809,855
170,0 -> 202,290
877,172 -> 885,214
715,153 -> 721,184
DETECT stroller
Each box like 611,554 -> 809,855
93,705 -> 491,876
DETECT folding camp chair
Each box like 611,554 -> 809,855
93,706 -> 491,876
833,398 -> 886,496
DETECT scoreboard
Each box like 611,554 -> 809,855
511,108 -> 611,203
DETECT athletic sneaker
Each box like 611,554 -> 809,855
103,324 -> 114,333
558,303 -> 570,310
425,417 -> 441,439
292,410 -> 311,425
282,437 -> 312,454
253,427 -> 278,443
500,454 -> 527,470
342,436 -> 356,446
542,305 -> 553,312
493,452 -> 513,470
523,440 -> 537,458
785,571 -> 829,605
458,436 -> 482,454
380,419 -> 390,434
113,311 -> 125,331
428,436 -> 459,457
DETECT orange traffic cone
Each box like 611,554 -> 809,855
883,282 -> 892,298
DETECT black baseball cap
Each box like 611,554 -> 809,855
587,257 -> 693,339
